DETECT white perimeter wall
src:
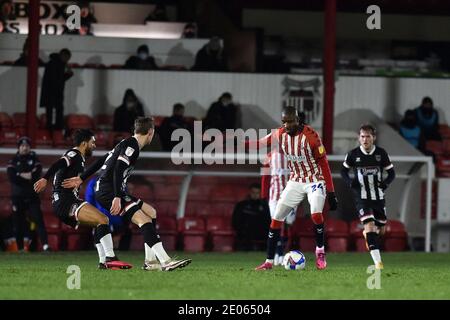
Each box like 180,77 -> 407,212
0,67 -> 448,129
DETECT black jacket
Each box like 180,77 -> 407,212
7,152 -> 42,198
39,53 -> 73,108
192,46 -> 227,71
124,56 -> 158,70
204,101 -> 238,132
232,199 -> 271,241
159,115 -> 193,151
113,103 -> 145,133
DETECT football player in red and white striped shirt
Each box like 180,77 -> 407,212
252,106 -> 338,270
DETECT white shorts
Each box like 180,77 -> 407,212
269,199 -> 296,225
274,180 -> 326,221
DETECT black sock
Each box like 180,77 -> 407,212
315,223 -> 325,248
95,224 -> 110,243
366,232 -> 379,251
141,222 -> 160,247
276,235 -> 288,256
267,228 -> 281,260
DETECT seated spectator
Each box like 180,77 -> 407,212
192,37 -> 227,71
399,109 -> 423,150
113,89 -> 145,133
159,103 -> 193,151
415,96 -> 441,141
204,92 -> 239,132
232,183 -> 271,251
183,23 -> 197,38
14,38 -> 45,66
144,3 -> 169,22
124,45 -> 158,70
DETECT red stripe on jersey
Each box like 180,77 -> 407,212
303,136 -> 315,183
289,134 -> 302,182
295,135 -> 308,183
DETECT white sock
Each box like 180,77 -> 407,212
96,243 -> 106,263
145,243 -> 157,262
151,242 -> 171,265
265,259 -> 274,264
99,233 -> 115,257
370,249 -> 382,264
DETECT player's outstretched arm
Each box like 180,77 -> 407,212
61,176 -> 83,189
110,197 -> 122,215
34,158 -> 68,193
80,153 -> 108,181
62,153 -> 108,189
33,178 -> 47,193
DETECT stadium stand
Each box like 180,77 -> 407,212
295,217 -> 317,252
206,216 -> 234,252
156,216 -> 178,251
325,219 -> 350,252
178,216 -> 207,252
384,220 -> 408,252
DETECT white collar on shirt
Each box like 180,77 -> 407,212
360,145 -> 376,155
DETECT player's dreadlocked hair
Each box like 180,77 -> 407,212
134,117 -> 154,135
359,123 -> 377,136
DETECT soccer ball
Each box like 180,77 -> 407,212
282,250 -> 306,270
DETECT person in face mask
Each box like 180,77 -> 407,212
124,45 -> 158,70
113,89 -> 145,133
232,183 -> 271,251
415,96 -> 442,141
158,103 -> 193,151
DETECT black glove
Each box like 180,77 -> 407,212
327,192 -> 338,211
379,181 -> 388,191
351,179 -> 360,189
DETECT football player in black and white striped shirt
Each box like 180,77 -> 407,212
341,124 -> 395,270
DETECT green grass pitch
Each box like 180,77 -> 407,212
1,251 -> 449,300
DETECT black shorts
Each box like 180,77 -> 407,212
95,191 -> 143,223
52,192 -> 87,228
356,199 -> 387,227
